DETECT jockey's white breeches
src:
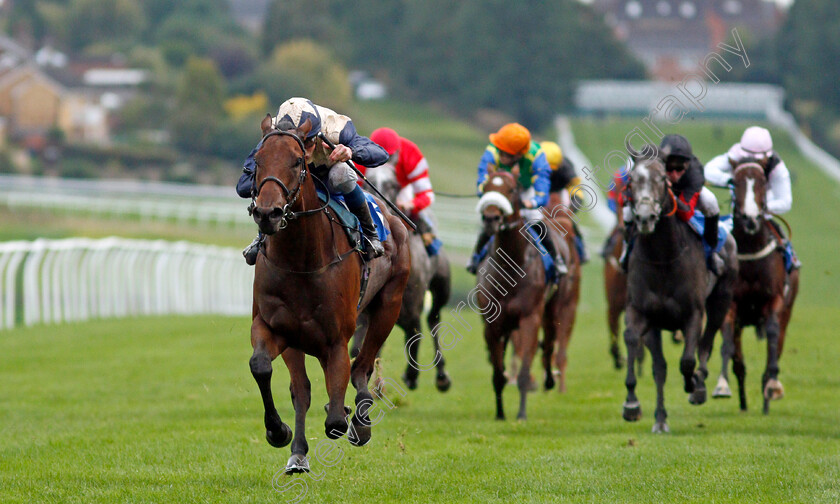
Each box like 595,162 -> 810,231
327,162 -> 359,194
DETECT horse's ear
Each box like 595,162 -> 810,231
297,118 -> 312,139
628,143 -> 658,164
260,114 -> 273,136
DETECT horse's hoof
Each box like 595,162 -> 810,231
284,454 -> 310,474
517,412 -> 527,421
526,376 -> 538,392
651,422 -> 670,434
544,372 -> 556,391
349,416 -> 371,447
689,387 -> 707,405
266,422 -> 292,448
325,415 -> 349,440
622,401 -> 642,422
712,376 -> 732,398
401,373 -> 418,391
613,357 -> 625,370
435,373 -> 452,392
764,379 -> 784,401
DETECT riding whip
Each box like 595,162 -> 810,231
317,132 -> 417,231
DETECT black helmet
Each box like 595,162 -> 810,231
659,134 -> 693,160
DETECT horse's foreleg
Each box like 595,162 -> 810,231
249,315 -> 291,448
541,303 -> 558,392
516,313 -> 541,421
763,296 -> 786,414
429,321 -> 452,392
714,306 -> 737,399
485,323 -> 508,421
281,348 -> 311,473
681,311 -> 704,400
646,329 -> 669,433
622,307 -> 646,422
732,325 -> 747,411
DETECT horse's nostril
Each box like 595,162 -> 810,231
270,207 -> 283,219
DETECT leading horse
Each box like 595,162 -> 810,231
622,150 -> 737,433
712,161 -> 799,414
248,116 -> 410,472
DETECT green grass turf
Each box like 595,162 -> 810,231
1,114 -> 840,503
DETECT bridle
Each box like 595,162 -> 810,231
249,129 -> 330,229
627,174 -> 678,219
731,162 -> 767,218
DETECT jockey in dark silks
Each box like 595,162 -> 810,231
541,140 -> 589,263
237,98 -> 389,264
620,134 -> 724,274
705,126 -> 800,272
467,123 -> 567,278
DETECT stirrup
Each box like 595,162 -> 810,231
362,235 -> 384,259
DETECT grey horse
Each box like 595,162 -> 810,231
352,163 -> 453,391
622,150 -> 738,433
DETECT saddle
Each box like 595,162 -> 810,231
315,186 -> 390,251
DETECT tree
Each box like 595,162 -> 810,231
253,39 -> 352,112
261,0 -> 343,56
56,0 -> 147,51
171,57 -> 227,153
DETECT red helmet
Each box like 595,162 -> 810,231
370,127 -> 401,156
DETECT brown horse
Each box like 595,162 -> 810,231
248,116 -> 410,473
544,191 -> 582,393
476,171 -> 574,419
712,161 -> 799,414
622,151 -> 737,433
603,224 -> 628,369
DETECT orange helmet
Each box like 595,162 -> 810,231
490,123 -> 531,155
370,127 -> 401,156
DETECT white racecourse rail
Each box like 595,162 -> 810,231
0,237 -> 252,330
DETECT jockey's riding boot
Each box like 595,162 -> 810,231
572,221 -> 589,264
352,202 -> 385,258
618,224 -> 636,274
466,230 -> 492,274
243,233 -> 264,266
537,224 -> 568,280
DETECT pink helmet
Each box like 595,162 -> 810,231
370,127 -> 401,156
739,126 -> 773,157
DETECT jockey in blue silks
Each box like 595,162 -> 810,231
237,98 -> 389,264
467,122 -> 567,280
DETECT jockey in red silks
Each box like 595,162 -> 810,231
357,127 -> 443,255
237,98 -> 389,264
705,126 -> 800,271
620,134 -> 723,274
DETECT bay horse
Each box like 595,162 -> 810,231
248,116 -> 410,473
353,163 -> 453,391
712,161 -> 799,414
476,171 -> 575,419
622,151 -> 737,433
603,224 -> 628,369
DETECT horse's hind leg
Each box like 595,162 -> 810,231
515,314 -> 541,420
541,301 -> 558,392
428,269 -> 452,392
714,306 -> 737,399
401,318 -> 422,390
732,326 -> 747,411
681,311 -> 704,399
322,345 -> 351,440
349,280 -> 405,446
647,329 -> 669,433
249,315 -> 292,448
281,348 -> 311,473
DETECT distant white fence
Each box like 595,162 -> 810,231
0,174 -> 480,252
0,237 -> 251,330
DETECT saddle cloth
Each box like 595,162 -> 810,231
315,187 -> 390,247
476,226 -> 557,284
